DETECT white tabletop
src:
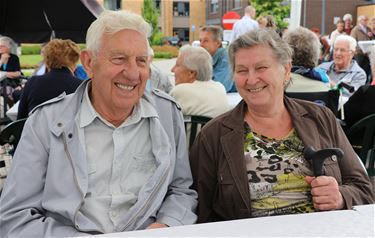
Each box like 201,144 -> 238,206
87,204 -> 375,237
358,40 -> 375,54
227,92 -> 242,109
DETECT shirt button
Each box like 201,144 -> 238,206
111,211 -> 118,217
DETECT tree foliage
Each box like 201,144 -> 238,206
142,0 -> 162,45
250,0 -> 290,29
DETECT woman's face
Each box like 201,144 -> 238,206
0,42 -> 10,54
233,45 -> 291,110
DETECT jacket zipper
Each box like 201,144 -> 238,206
120,164 -> 170,231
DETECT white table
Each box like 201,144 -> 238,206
358,40 -> 375,54
227,92 -> 242,109
87,204 -> 375,237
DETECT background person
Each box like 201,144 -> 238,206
199,25 -> 235,92
318,35 -> 367,101
284,27 -> 330,92
0,10 -> 197,237
343,13 -> 353,35
17,39 -> 83,119
230,6 -> 259,42
189,28 -> 374,223
170,45 -> 229,118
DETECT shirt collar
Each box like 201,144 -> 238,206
79,82 -> 158,128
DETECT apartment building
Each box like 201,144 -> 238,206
98,0 -> 205,42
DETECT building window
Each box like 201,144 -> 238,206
155,0 -> 161,9
103,0 -> 121,10
173,2 -> 189,16
210,0 -> 219,13
234,0 -> 241,9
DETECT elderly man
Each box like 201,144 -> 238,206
0,10 -> 197,237
318,35 -> 366,101
199,25 -> 235,92
351,15 -> 373,81
230,6 -> 259,42
170,45 -> 229,118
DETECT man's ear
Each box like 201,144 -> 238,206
80,50 -> 94,78
189,70 -> 197,82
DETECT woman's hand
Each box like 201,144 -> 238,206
0,53 -> 10,64
305,176 -> 344,211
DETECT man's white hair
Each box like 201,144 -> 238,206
334,35 -> 357,52
86,10 -> 152,55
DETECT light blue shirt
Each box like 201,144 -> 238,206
212,47 -> 235,92
78,82 -> 158,233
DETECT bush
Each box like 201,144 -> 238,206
21,44 -> 41,55
151,32 -> 165,46
154,52 -> 172,59
152,45 -> 179,58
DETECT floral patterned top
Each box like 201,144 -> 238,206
244,123 -> 315,217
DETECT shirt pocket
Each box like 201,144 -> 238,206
121,153 -> 157,194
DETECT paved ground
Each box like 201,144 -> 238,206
152,58 -> 176,85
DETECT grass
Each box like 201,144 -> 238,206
20,54 -> 42,69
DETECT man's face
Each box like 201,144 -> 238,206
333,40 -> 354,70
360,17 -> 369,27
199,31 -> 221,56
81,29 -> 150,123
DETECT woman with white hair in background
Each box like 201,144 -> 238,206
343,13 -> 353,35
170,45 -> 229,118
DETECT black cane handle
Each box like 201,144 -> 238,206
304,146 -> 344,176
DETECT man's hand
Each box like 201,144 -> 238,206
146,222 -> 168,229
305,176 -> 344,211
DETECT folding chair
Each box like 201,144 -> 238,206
184,115 -> 211,149
285,89 -> 340,116
345,114 -> 375,176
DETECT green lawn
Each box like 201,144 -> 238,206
20,54 -> 42,69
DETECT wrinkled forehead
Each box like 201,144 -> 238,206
100,29 -> 149,55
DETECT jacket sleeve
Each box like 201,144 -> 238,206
0,111 -> 88,237
189,130 -> 217,223
155,101 -> 198,226
325,107 -> 375,207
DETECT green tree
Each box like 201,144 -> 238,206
142,0 -> 162,45
250,0 -> 290,29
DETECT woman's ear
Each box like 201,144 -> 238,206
80,50 -> 94,78
189,70 -> 197,82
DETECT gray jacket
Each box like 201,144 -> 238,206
318,60 -> 367,98
0,81 -> 197,237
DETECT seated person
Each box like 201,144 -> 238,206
146,47 -> 173,93
189,28 -> 374,223
170,45 -> 229,118
318,35 -> 367,102
17,39 -> 83,119
199,25 -> 236,92
0,36 -> 21,104
341,46 -> 375,128
284,27 -> 330,92
0,10 -> 197,237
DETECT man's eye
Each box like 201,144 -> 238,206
256,66 -> 267,71
110,57 -> 125,65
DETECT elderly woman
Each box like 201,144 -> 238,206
189,28 -> 374,223
284,27 -> 329,92
0,36 -> 21,81
17,39 -> 82,119
170,45 -> 229,118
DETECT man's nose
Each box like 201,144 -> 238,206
122,60 -> 140,81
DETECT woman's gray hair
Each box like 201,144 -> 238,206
179,45 -> 212,82
343,13 -> 352,22
283,27 -> 320,68
228,28 -> 293,72
86,10 -> 152,56
334,34 -> 357,52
